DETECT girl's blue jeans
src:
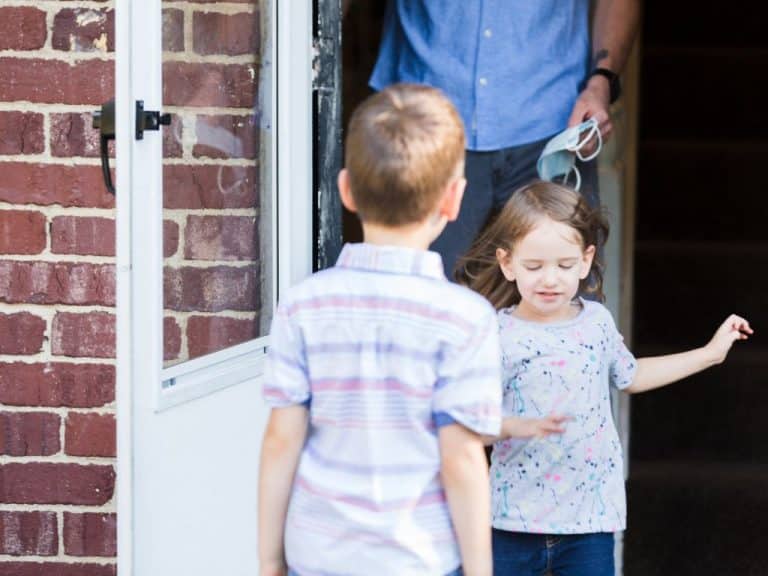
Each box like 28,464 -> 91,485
492,529 -> 614,576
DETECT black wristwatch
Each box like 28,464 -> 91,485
583,67 -> 621,104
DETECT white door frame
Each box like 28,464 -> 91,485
115,0 -> 313,572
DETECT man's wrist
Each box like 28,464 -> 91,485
584,68 -> 621,103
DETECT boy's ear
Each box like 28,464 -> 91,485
438,176 -> 466,222
338,169 -> 357,213
579,245 -> 596,279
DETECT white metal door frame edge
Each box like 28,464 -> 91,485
116,0 -> 314,572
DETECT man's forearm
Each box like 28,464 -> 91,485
591,0 -> 640,73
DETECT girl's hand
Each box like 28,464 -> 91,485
501,415 -> 569,440
705,314 -> 753,364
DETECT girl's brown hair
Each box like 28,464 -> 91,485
456,180 -> 609,310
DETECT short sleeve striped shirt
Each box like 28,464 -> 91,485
264,243 -> 502,576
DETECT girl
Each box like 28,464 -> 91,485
457,181 -> 752,576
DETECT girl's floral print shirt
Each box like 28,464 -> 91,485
492,299 -> 637,534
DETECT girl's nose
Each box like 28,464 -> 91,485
542,266 -> 558,285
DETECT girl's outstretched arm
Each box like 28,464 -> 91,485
625,314 -> 753,394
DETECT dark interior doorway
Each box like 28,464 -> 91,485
625,2 -> 768,574
341,0 -> 387,244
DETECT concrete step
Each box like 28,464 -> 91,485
636,142 -> 768,243
624,461 -> 768,575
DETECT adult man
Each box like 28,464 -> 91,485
354,0 -> 639,275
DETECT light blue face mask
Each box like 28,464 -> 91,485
536,118 -> 602,191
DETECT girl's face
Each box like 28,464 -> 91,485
496,216 -> 595,322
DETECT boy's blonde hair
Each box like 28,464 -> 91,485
457,181 -> 609,310
345,83 -> 466,226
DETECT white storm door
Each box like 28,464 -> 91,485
115,0 -> 312,574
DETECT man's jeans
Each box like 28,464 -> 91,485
431,134 -> 599,278
492,529 -> 614,576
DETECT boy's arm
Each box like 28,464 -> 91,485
439,423 -> 493,576
625,314 -> 752,394
258,405 -> 309,576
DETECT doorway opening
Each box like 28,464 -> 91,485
625,3 -> 768,574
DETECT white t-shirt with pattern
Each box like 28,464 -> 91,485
491,299 -> 637,534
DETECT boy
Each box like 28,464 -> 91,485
258,84 -> 502,576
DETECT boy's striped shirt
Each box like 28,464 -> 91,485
264,243 -> 502,576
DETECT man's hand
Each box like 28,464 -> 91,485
501,414 -> 569,440
568,75 -> 612,155
704,314 -> 753,365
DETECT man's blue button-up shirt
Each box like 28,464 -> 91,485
370,0 -> 591,151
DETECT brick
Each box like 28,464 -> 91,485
50,113 -> 104,158
193,114 -> 258,159
185,215 -> 257,261
0,363 -> 114,408
0,563 -> 115,576
63,513 -> 116,557
193,11 -> 258,56
0,313 -> 45,355
0,463 -> 114,505
0,261 -> 115,306
163,165 -> 257,209
52,312 -> 115,359
0,162 -> 114,208
187,316 -> 257,358
164,265 -> 259,312
164,219 -> 179,257
163,8 -> 184,52
51,216 -> 115,256
0,211 -> 46,255
0,412 -> 60,457
0,58 -> 113,105
0,7 -> 47,51
52,8 -> 114,53
164,317 -> 181,362
0,511 -> 58,556
65,413 -> 114,457
162,62 -> 256,108
0,112 -> 44,155
163,114 -> 183,158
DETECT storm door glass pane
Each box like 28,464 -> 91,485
161,0 -> 273,367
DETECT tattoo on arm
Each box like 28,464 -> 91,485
592,49 -> 609,68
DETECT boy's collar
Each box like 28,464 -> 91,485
335,243 -> 446,280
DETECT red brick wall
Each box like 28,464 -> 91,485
0,0 -> 263,570
0,2 -> 117,573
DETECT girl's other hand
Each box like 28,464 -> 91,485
501,415 -> 569,440
706,314 -> 753,364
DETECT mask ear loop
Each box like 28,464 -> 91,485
575,121 -> 602,162
561,164 -> 582,191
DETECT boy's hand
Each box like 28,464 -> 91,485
705,314 -> 753,365
501,415 -> 569,440
259,561 -> 287,576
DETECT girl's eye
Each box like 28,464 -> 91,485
524,265 -> 542,271
559,264 -> 576,270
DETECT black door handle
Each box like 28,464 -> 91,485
92,100 -> 116,195
91,100 -> 172,195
